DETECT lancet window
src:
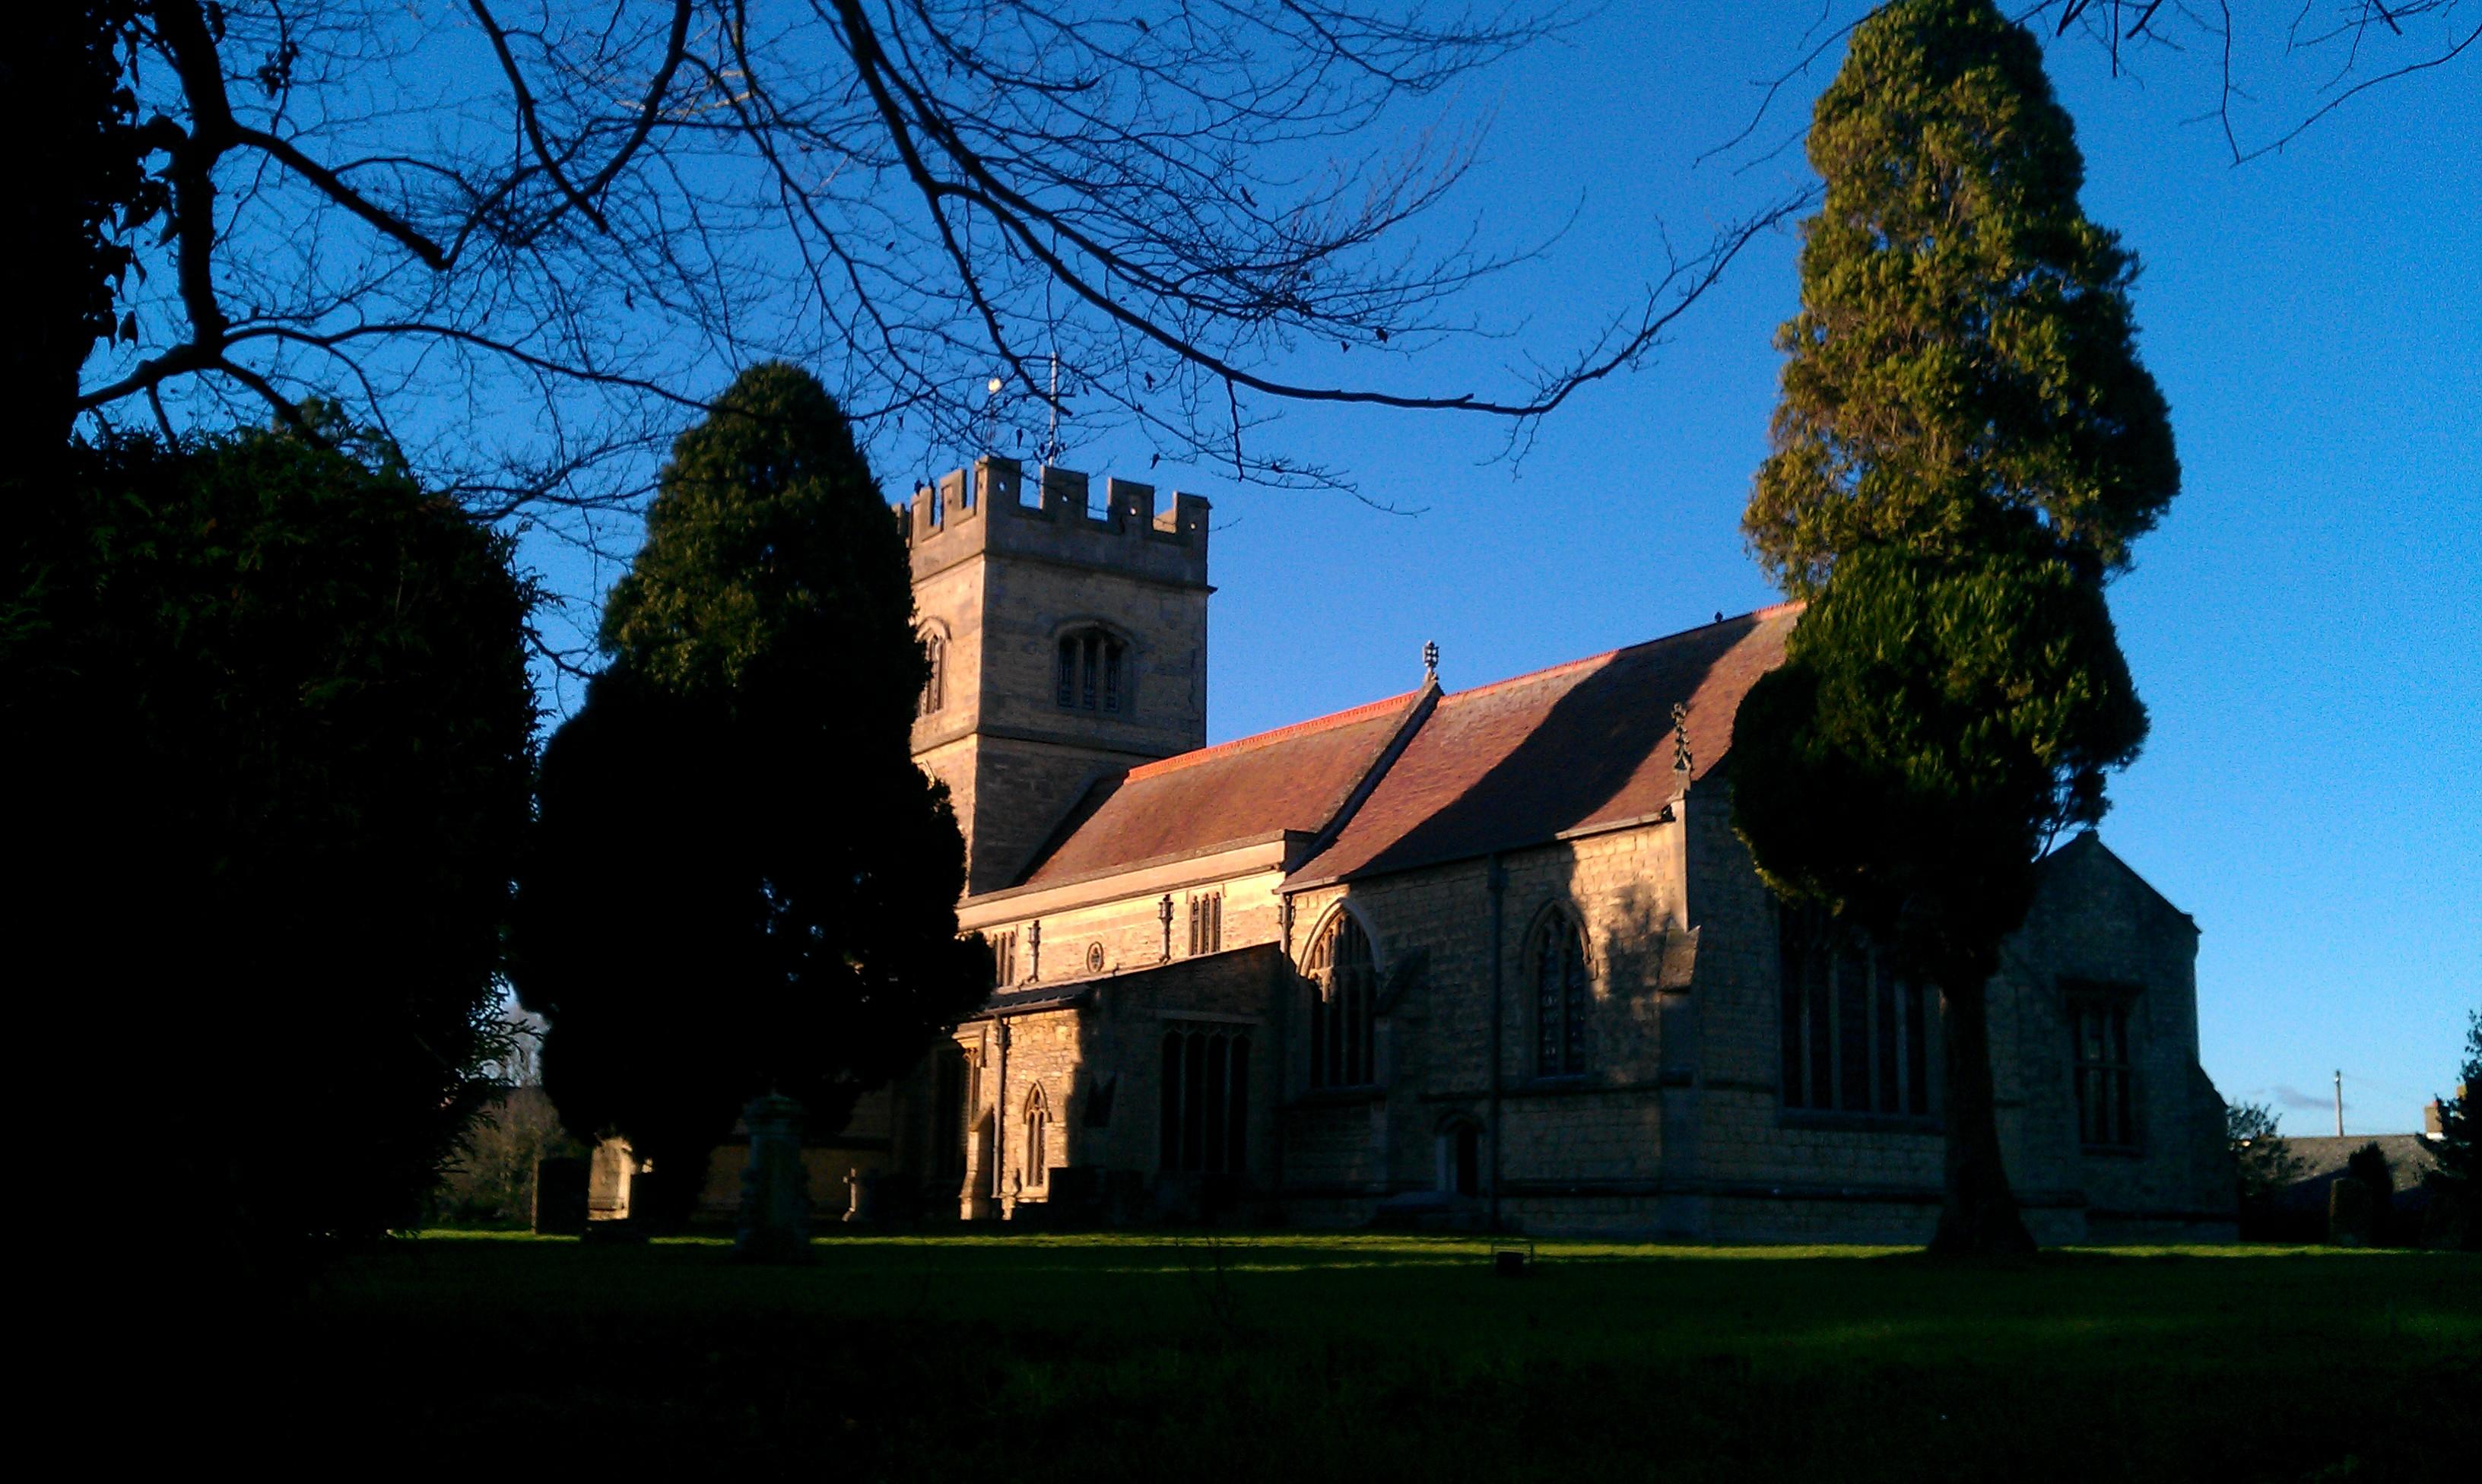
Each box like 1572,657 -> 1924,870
917,629 -> 946,715
1532,911 -> 1591,1077
1188,890 -> 1224,956
1023,1083 -> 1052,1189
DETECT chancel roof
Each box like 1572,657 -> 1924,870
1291,606 -> 1798,884
1013,688 -> 1428,889
1001,605 -> 1799,896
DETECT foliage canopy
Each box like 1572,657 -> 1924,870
1732,541 -> 2146,988
1745,0 -> 2178,596
511,363 -> 986,1222
8,420 -> 538,1256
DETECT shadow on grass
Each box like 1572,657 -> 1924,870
198,1235 -> 2477,1482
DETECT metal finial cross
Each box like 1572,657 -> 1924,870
1423,639 -> 1439,683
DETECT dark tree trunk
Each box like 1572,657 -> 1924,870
1931,978 -> 2037,1257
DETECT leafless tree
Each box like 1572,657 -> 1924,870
72,3 -> 2469,588
79,0 -> 1798,556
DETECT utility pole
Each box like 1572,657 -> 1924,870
2334,1069 -> 2345,1137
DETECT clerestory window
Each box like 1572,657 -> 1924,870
1055,627 -> 1127,713
1188,890 -> 1224,956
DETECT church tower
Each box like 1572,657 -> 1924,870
900,457 -> 1211,895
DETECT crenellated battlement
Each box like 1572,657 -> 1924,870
892,457 -> 1210,587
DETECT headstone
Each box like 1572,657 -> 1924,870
587,1137 -> 635,1221
737,1094 -> 812,1262
533,1157 -> 588,1235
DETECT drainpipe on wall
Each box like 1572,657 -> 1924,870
1487,853 -> 1506,1234
993,1019 -> 1012,1212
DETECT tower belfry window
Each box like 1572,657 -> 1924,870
1055,628 -> 1127,714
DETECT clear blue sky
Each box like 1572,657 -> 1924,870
532,11 -> 2481,1134
1004,11 -> 2480,1135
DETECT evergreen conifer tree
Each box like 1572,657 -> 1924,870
2429,1010 -> 2479,1248
1731,0 -> 2177,1254
511,363 -> 986,1229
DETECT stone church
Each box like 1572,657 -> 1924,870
745,456 -> 2233,1242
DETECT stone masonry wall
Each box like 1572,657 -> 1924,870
934,949 -> 1288,1219
902,459 -> 1211,893
1258,791 -> 2225,1241
1999,836 -> 2234,1237
968,864 -> 1287,989
1274,818 -> 1692,1224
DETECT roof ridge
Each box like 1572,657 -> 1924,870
1123,687 -> 1424,780
1440,601 -> 1805,706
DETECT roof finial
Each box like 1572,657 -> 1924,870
1671,701 -> 1693,790
1423,639 -> 1439,685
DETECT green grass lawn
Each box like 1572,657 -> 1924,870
273,1233 -> 2477,1482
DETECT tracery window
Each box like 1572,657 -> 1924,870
2067,983 -> 2141,1149
1055,627 -> 1127,712
1159,1025 -> 1249,1174
917,629 -> 946,715
1778,905 -> 1934,1119
1532,911 -> 1590,1077
991,930 -> 1018,988
1305,912 -> 1376,1089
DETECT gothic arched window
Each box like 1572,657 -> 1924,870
1533,912 -> 1590,1077
1023,1082 -> 1051,1189
918,629 -> 947,716
1055,627 -> 1127,713
1305,912 -> 1376,1089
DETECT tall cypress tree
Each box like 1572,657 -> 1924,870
1746,0 -> 2176,596
511,363 -> 987,1227
1731,0 -> 2176,1255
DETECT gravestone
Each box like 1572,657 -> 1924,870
586,1137 -> 635,1221
737,1094 -> 812,1263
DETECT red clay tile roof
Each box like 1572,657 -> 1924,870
1290,606 -> 1801,884
1014,689 -> 1428,889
